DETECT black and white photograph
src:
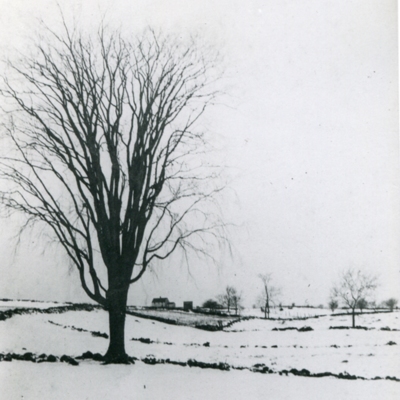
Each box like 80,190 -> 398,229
0,1 -> 398,399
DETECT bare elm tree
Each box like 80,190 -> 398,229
331,269 -> 378,328
0,25 -> 227,363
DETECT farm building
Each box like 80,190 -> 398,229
151,297 -> 175,309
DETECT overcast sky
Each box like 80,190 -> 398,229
0,0 -> 398,307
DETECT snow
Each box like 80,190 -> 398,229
241,306 -> 332,319
0,303 -> 399,399
0,300 -> 68,310
2,362 -> 400,400
127,308 -> 239,327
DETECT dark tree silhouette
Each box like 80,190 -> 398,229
357,298 -> 368,313
0,24 -> 226,363
332,269 -> 377,328
385,298 -> 398,312
328,298 -> 338,313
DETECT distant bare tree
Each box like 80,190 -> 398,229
257,273 -> 280,319
218,286 -> 242,315
328,299 -> 338,313
217,286 -> 233,313
0,24 -> 226,363
332,269 -> 378,328
231,288 -> 243,316
385,298 -> 398,312
369,300 -> 377,311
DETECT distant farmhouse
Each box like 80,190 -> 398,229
151,297 -> 175,309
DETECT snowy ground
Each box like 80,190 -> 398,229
2,362 -> 400,400
128,306 -> 338,326
126,308 -> 239,328
0,299 -> 68,311
241,306 -> 391,319
0,301 -> 399,399
242,306 -> 332,319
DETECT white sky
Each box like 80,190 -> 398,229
0,0 -> 398,307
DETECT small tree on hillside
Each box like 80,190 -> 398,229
331,269 -> 378,328
385,298 -> 398,312
257,273 -> 280,319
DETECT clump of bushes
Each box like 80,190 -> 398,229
272,326 -> 313,332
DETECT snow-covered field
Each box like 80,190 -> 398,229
241,306 -> 390,319
126,308 -> 240,330
131,306 -> 332,323
0,299 -> 68,311
242,306 -> 331,319
0,301 -> 399,399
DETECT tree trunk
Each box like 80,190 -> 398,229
352,309 -> 355,328
104,285 -> 130,364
